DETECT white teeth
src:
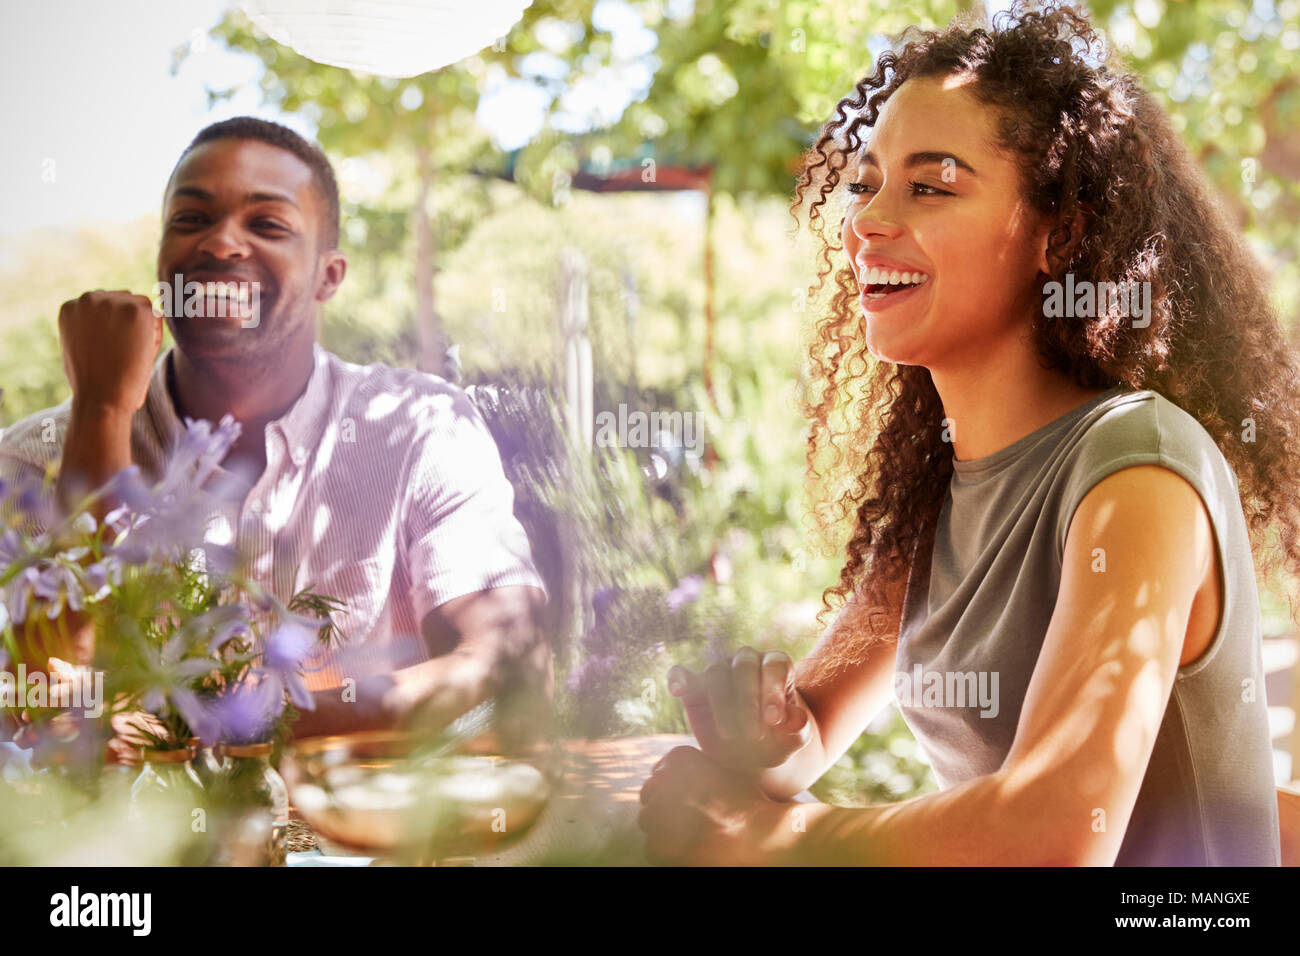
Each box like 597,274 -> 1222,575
199,281 -> 254,314
859,266 -> 931,287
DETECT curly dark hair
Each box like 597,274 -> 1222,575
789,1 -> 1300,679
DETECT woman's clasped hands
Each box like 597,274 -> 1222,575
637,648 -> 814,865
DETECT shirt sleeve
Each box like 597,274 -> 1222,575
1053,394 -> 1234,568
403,392 -> 548,624
0,419 -> 59,536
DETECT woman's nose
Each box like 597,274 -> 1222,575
847,197 -> 905,244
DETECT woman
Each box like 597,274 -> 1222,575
638,2 -> 1300,866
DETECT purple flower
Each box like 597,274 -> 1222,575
665,575 -> 704,612
565,653 -> 615,695
84,563 -> 108,592
100,417 -> 244,568
170,686 -> 222,746
169,414 -> 242,492
263,619 -> 316,672
100,467 -> 153,516
29,565 -> 62,603
203,605 -> 253,655
260,620 -> 317,711
25,563 -> 86,617
172,670 -> 291,747
15,484 -> 44,518
140,631 -> 214,715
5,567 -> 38,624
198,542 -> 239,576
0,528 -> 22,566
208,679 -> 284,746
82,558 -> 121,598
5,574 -> 28,625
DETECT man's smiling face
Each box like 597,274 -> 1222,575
157,137 -> 342,362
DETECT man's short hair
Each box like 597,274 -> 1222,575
168,116 -> 340,249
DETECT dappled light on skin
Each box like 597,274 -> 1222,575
986,466 -> 1214,864
1004,626 -> 1168,775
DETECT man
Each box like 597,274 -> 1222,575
0,117 -> 550,755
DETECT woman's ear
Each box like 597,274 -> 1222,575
1038,202 -> 1092,276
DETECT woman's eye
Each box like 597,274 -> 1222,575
845,181 -> 951,197
254,220 -> 287,232
909,181 -> 949,196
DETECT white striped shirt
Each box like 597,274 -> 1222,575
0,344 -> 547,691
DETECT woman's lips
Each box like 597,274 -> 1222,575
860,280 -> 928,313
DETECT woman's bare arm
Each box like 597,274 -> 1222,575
756,571 -> 909,799
754,465 -> 1209,864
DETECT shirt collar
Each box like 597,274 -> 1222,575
145,342 -> 333,459
272,342 -> 333,455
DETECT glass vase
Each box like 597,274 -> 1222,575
185,736 -> 225,788
129,746 -> 205,830
217,741 -> 289,866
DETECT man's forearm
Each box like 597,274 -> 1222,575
288,586 -> 550,741
57,402 -> 134,515
288,650 -> 492,740
761,770 -> 1077,866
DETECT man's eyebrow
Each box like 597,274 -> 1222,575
168,186 -> 300,208
859,150 -> 979,177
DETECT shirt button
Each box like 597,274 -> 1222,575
248,500 -> 263,515
292,448 -> 307,467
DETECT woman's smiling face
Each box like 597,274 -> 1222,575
841,73 -> 1055,368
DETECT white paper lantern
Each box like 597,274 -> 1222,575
237,0 -> 534,78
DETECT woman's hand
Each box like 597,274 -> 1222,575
667,647 -> 814,775
637,745 -> 785,865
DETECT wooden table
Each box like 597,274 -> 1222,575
477,733 -> 691,866
290,734 -> 693,866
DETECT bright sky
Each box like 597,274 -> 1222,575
0,0 -> 1019,242
0,0 -> 655,241
1,1 -> 267,239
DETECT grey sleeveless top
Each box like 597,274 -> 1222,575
896,387 -> 1280,866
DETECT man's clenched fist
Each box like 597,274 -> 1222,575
58,290 -> 163,417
